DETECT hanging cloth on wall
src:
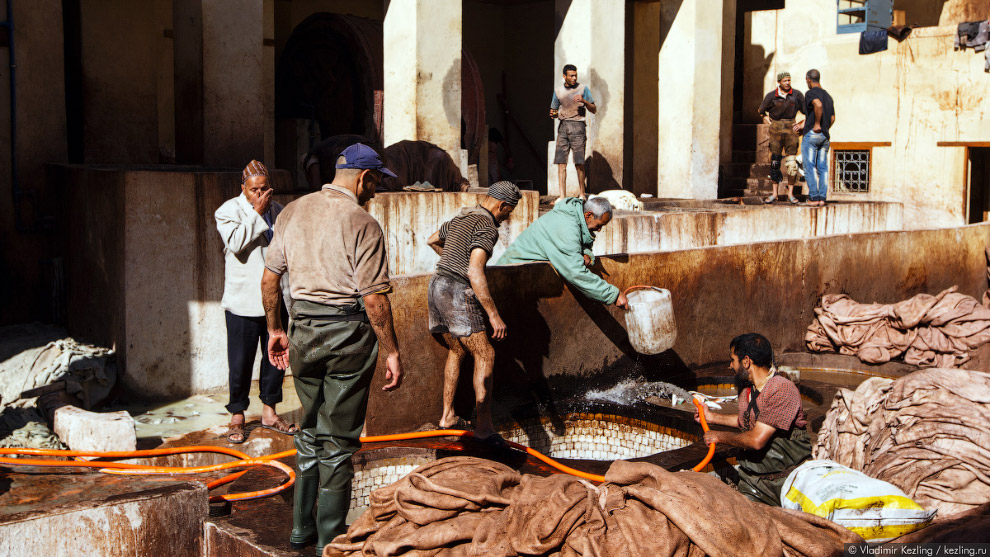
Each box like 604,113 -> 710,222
955,20 -> 985,49
859,28 -> 888,54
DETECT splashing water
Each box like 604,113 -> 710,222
584,377 -> 693,407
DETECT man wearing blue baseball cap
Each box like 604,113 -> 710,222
262,142 -> 403,554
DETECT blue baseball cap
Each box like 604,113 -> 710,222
335,143 -> 397,178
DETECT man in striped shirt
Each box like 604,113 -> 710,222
426,181 -> 522,447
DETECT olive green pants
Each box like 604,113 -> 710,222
736,427 -> 812,507
288,299 -> 378,500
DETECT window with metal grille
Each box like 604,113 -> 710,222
836,0 -> 892,34
833,149 -> 870,192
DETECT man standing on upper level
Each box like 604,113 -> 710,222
758,72 -> 805,205
793,69 -> 835,208
550,64 -> 596,199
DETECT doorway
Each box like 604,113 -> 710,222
968,147 -> 990,224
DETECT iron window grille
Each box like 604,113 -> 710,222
833,149 -> 871,193
836,0 -> 892,35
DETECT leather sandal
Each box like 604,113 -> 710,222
763,195 -> 777,204
260,417 -> 299,435
226,423 -> 246,444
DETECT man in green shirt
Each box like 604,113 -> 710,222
496,196 -> 628,308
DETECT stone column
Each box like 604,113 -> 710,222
383,0 -> 462,166
657,0 -> 724,199
549,0 -> 625,196
173,0 -> 266,167
202,0 -> 265,167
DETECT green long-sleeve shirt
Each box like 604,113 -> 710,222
496,197 -> 619,304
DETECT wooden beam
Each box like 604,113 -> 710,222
937,141 -> 990,147
830,142 -> 891,149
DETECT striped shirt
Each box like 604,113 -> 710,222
435,206 -> 499,283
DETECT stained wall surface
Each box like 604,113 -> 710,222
363,222 -> 990,434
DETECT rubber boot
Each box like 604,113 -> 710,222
289,471 -> 319,549
289,434 -> 320,549
315,488 -> 351,556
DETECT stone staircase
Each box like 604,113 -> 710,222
718,123 -> 775,198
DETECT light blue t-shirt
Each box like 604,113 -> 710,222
550,85 -> 594,109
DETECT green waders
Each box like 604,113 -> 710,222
736,427 -> 812,507
287,299 -> 378,555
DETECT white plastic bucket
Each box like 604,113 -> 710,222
623,287 -> 676,354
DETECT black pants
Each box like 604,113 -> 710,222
225,310 -> 286,414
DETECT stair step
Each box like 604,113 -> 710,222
731,150 -> 757,164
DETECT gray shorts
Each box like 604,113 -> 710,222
428,274 -> 486,338
554,120 -> 586,165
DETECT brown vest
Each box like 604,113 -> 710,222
555,83 -> 586,122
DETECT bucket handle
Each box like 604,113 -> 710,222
622,285 -> 664,296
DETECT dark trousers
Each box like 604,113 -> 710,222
225,310 -> 286,414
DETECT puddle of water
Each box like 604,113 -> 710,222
107,378 -> 302,440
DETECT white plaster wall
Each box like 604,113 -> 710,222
383,0 -> 462,166
747,1 -> 990,228
657,0 -> 724,200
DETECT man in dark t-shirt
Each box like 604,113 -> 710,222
426,181 -> 522,447
758,72 -> 806,205
792,69 -> 836,207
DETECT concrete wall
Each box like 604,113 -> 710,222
364,222 -> 990,434
0,0 -> 68,325
745,0 -> 990,227
57,167 -> 534,397
0,476 -> 206,556
79,0 -> 162,164
367,190 -> 540,277
593,201 -> 904,255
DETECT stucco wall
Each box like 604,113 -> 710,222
364,222 -> 990,434
593,201 -> 903,255
746,1 -> 990,228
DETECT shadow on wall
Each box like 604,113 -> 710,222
586,151 -> 620,194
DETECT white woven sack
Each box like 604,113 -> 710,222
781,459 -> 936,543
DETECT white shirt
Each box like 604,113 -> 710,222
215,193 -> 283,317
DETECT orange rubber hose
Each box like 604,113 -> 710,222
360,430 -> 607,482
0,419 -> 716,503
691,397 -> 717,472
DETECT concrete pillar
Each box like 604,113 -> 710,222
632,1 -> 660,196
202,0 -> 265,167
173,0 -> 266,167
719,0 -> 737,165
549,0 -> 625,195
657,0 -> 724,199
383,0 -> 462,166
